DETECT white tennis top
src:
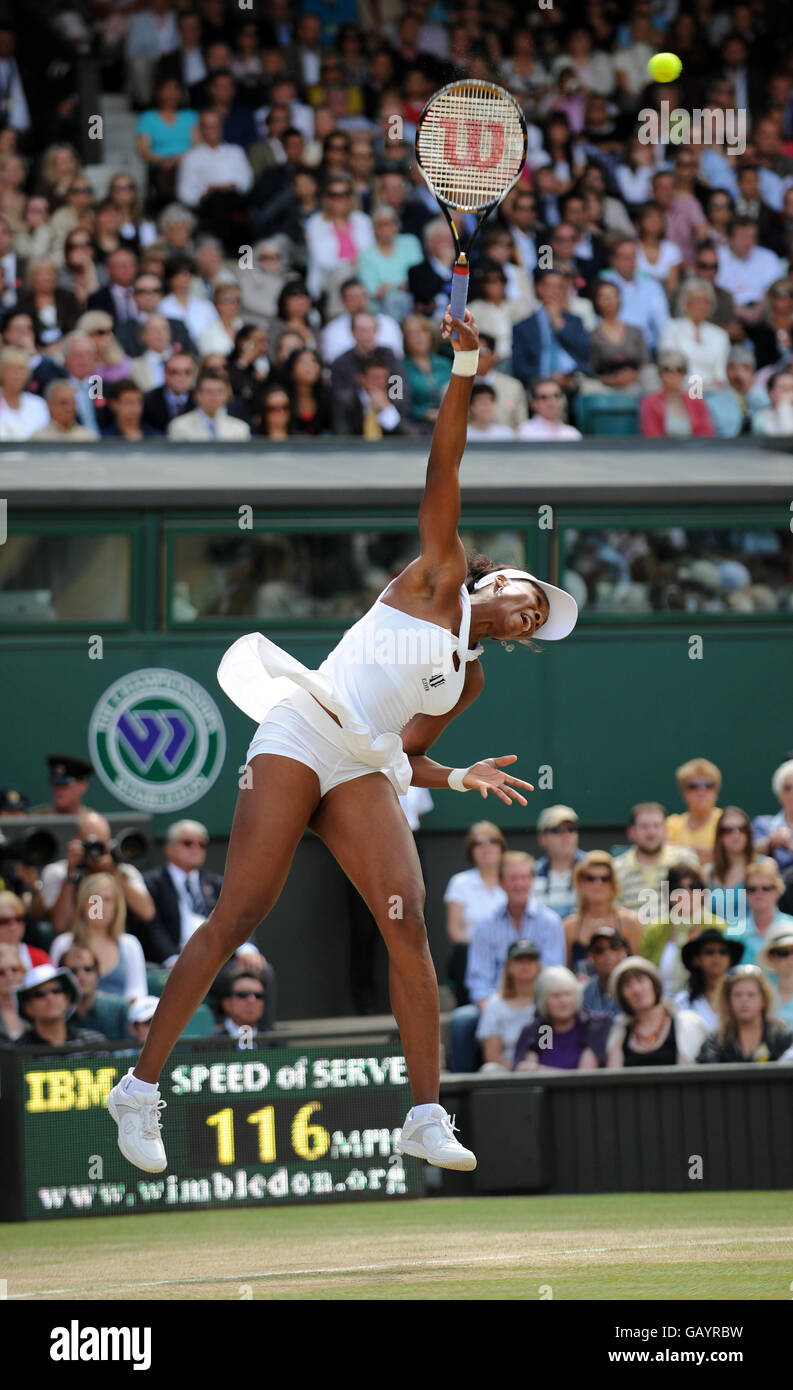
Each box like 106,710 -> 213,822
217,582 -> 484,795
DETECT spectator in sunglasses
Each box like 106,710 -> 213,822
0,941 -> 26,1041
533,804 -> 585,920
0,890 -> 49,971
665,758 -> 723,867
752,759 -> 793,872
757,924 -> 793,1029
697,965 -> 792,1064
640,864 -> 727,997
706,807 -> 754,920
14,964 -> 105,1048
565,851 -> 641,979
214,967 -> 273,1042
639,348 -> 716,438
674,927 -> 743,1031
582,927 -> 628,1020
61,943 -> 129,1040
725,857 -> 793,966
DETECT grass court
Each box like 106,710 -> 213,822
4,1190 -> 793,1301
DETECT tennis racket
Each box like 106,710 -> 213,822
415,79 -> 528,331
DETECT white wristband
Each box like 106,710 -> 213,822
451,350 -> 479,377
448,766 -> 472,792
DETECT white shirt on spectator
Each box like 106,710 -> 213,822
467,422 -> 516,440
0,391 -> 49,439
476,992 -> 536,1062
517,416 -> 582,441
443,868 -> 508,945
304,210 -> 374,299
196,317 -> 240,356
398,786 -> 433,831
319,310 -> 402,363
716,244 -> 784,305
659,316 -> 730,391
41,858 -> 149,911
176,141 -> 254,208
166,862 -> 206,950
636,240 -> 682,284
159,291 -> 219,341
255,99 -> 315,144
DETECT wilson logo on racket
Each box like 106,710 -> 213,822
415,79 -> 528,333
436,118 -> 506,170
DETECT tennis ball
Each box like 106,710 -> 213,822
648,52 -> 682,83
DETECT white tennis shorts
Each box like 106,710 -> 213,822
245,685 -> 385,798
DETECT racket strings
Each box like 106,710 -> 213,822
417,83 -> 526,210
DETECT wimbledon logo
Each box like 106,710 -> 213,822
89,669 -> 226,812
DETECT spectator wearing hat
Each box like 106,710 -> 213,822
614,802 -> 698,914
14,964 -> 106,1048
582,928 -> 629,1019
564,851 -> 641,979
449,851 -> 564,1072
128,995 -> 160,1047
443,820 -> 507,1008
640,864 -> 727,997
533,804 -> 586,921
725,856 -> 793,966
673,928 -> 743,1031
0,941 -> 26,1041
61,943 -> 131,1040
0,892 -> 49,971
0,786 -> 30,816
752,759 -> 793,873
513,966 -> 610,1071
757,923 -> 793,1030
27,753 -> 95,817
606,957 -> 708,1067
697,965 -> 793,1063
214,966 -> 274,1043
476,940 -> 541,1072
665,758 -> 723,868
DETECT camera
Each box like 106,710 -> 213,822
78,828 -> 150,873
0,827 -> 58,868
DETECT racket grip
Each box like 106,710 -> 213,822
449,264 -> 469,339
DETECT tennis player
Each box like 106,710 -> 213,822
108,308 -> 578,1173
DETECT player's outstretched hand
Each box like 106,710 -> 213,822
441,307 -> 479,352
463,755 -> 533,806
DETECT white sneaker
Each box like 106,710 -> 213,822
107,1070 -> 167,1173
396,1105 -> 477,1171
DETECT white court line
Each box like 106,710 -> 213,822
9,1233 -> 793,1299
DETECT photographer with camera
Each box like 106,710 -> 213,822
41,812 -> 156,940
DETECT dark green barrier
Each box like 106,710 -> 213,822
438,1065 -> 793,1196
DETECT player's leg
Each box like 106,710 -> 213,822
136,754 -> 321,1081
309,772 -> 476,1169
108,754 -> 320,1171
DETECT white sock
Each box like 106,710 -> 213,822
408,1102 -> 443,1121
122,1070 -> 158,1096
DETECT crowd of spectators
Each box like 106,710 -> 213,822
2,749 -> 793,1067
2,2 -> 793,442
443,754 -> 793,1072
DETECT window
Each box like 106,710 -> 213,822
562,526 -> 793,615
0,533 -> 131,623
169,527 -> 526,624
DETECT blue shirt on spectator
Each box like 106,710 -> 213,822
582,976 -> 621,1020
465,898 -> 565,1004
724,909 -> 793,965
601,268 -> 669,350
751,810 -> 793,872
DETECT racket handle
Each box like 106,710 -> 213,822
450,262 -> 469,339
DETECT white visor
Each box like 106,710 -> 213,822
472,568 -> 578,642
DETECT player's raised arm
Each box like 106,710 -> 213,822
416,308 -> 480,576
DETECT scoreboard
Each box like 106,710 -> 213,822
1,1044 -> 422,1220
